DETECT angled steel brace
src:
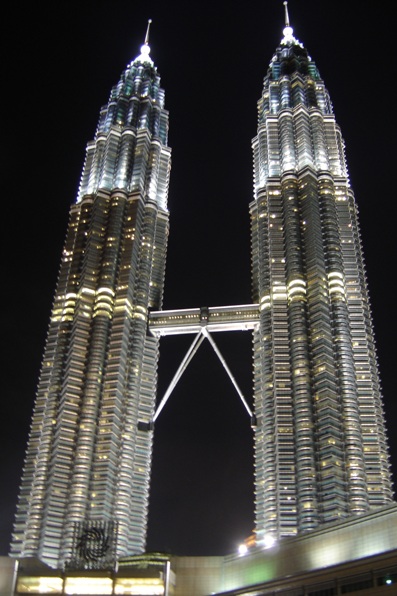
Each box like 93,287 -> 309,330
153,322 -> 254,423
153,331 -> 206,422
201,327 -> 253,418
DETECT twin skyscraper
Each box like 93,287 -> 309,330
10,6 -> 393,569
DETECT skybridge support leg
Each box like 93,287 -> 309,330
153,331 -> 205,422
201,327 -> 253,418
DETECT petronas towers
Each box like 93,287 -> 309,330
11,8 -> 393,569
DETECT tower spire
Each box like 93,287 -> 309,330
133,19 -> 154,65
281,1 -> 297,44
144,19 -> 152,46
283,1 -> 290,27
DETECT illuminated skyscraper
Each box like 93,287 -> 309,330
250,5 -> 393,545
10,4 -> 394,573
10,26 -> 171,568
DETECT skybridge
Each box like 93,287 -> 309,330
148,304 -> 260,423
148,303 -> 260,336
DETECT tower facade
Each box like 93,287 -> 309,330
10,35 -> 171,567
10,7 -> 394,571
250,13 -> 393,545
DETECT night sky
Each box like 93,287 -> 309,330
2,0 -> 396,558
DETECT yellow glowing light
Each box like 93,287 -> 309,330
17,577 -> 63,594
114,577 -> 164,595
64,577 -> 113,594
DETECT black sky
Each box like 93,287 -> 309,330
2,0 -> 396,558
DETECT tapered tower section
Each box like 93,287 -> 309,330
10,30 -> 171,568
250,11 -> 393,544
